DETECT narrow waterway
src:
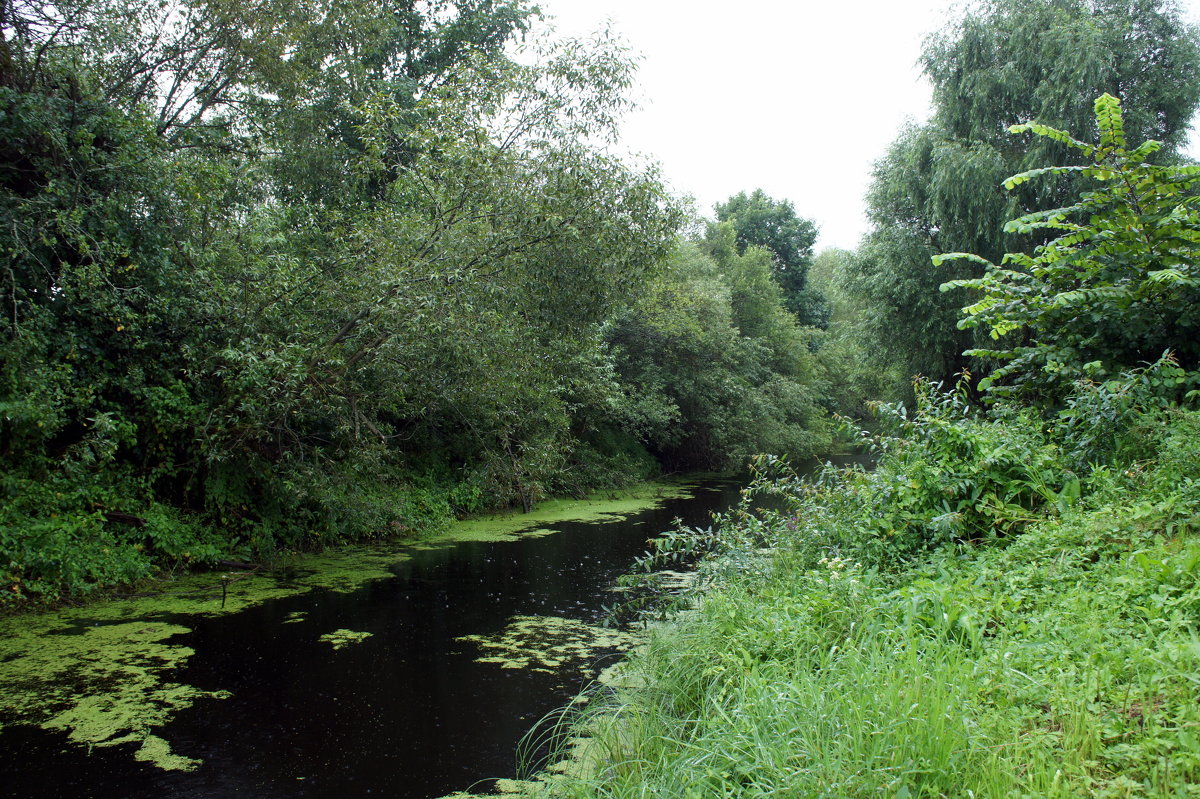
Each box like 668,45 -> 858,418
0,477 -> 747,799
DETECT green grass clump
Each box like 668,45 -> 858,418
542,393 -> 1200,797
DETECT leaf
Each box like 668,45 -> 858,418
1008,122 -> 1095,156
948,93 -> 1200,399
1002,165 -> 1087,190
932,252 -> 993,268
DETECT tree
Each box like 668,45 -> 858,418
606,240 -> 831,470
844,0 -> 1200,391
711,189 -> 828,327
0,0 -> 689,600
940,94 -> 1200,401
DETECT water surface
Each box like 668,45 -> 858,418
0,478 -> 745,799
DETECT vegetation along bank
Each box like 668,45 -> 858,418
1,0 -> 837,606
523,1 -> 1200,796
5,0 -> 1200,793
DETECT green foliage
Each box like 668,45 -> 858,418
924,0 -> 1200,157
860,385 -> 1064,557
0,2 -> 836,604
1052,355 -> 1190,472
805,248 -> 907,417
541,63 -> 1200,789
605,241 -> 831,471
545,398 -> 1200,798
779,379 -> 1067,566
0,470 -> 226,603
941,94 -> 1200,401
841,0 -> 1200,391
711,190 -> 828,327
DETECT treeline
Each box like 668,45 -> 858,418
0,0 -> 838,603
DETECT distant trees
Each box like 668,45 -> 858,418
839,0 -> 1200,393
605,239 -> 831,471
712,190 -> 828,328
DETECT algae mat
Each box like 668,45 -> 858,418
457,614 -> 639,678
0,478 -> 703,773
417,480 -> 699,545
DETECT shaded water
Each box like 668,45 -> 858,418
1,478 -> 745,799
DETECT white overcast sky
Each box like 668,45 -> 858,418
531,0 -> 1200,251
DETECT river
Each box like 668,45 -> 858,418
0,477 -> 747,798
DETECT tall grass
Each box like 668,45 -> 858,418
539,401 -> 1200,798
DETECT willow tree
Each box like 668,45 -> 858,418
844,0 -> 1200,391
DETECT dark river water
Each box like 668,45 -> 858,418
1,478 -> 746,799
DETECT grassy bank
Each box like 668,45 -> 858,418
540,388 -> 1200,797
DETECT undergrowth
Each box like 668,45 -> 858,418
0,436 -> 657,607
540,371 -> 1200,797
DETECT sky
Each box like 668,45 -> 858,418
531,0 -> 1200,252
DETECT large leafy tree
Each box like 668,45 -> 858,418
0,0 -> 693,600
844,0 -> 1200,390
712,190 -> 828,327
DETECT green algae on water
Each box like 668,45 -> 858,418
318,628 -> 373,650
0,476 -> 702,774
457,615 -> 638,678
434,776 -> 550,798
427,479 -> 700,546
0,546 -> 410,772
0,618 -> 228,771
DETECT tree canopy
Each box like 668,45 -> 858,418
712,190 -> 828,327
0,0 -> 839,603
840,0 -> 1200,391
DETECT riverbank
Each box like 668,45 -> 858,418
533,404 -> 1200,797
0,468 -> 705,616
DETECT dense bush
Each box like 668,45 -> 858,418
0,3 -> 836,605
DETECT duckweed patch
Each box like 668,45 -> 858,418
0,477 -> 702,776
457,616 -> 638,678
430,480 -> 699,546
318,628 -> 374,650
434,776 -> 549,798
0,546 -> 410,772
0,618 -> 228,771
